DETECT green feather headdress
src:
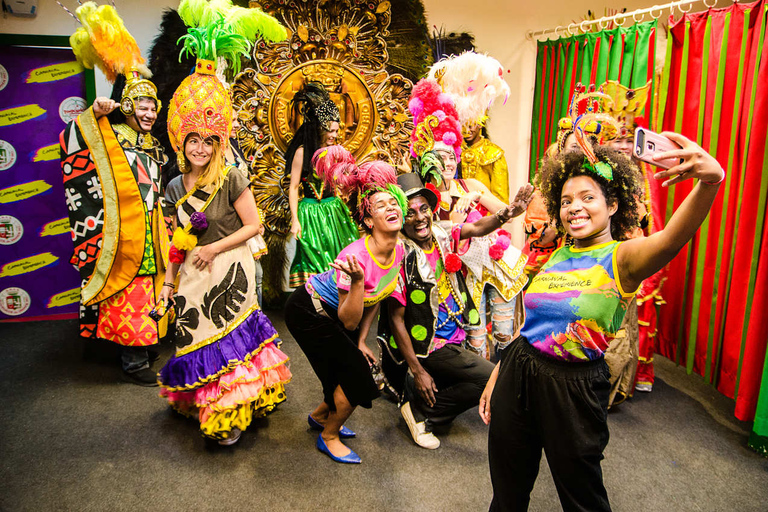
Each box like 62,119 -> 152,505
176,0 -> 287,75
419,150 -> 444,186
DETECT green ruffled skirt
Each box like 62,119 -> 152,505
289,197 -> 359,288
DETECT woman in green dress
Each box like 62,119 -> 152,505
287,82 -> 359,288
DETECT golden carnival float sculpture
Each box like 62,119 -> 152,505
233,0 -> 415,240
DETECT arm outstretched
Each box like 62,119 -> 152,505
617,132 -> 724,292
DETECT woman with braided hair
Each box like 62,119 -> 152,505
286,82 -> 360,287
285,161 -> 408,464
479,136 -> 725,511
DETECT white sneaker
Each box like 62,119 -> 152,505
400,402 -> 440,449
635,382 -> 652,393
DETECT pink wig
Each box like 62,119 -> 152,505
312,145 -> 355,191
348,160 -> 398,223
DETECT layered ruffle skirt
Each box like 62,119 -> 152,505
159,244 -> 291,440
289,196 -> 359,288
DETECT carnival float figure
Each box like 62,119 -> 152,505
284,161 -> 408,464
60,2 -> 170,386
156,0 -> 291,445
409,77 -> 528,361
287,83 -> 360,288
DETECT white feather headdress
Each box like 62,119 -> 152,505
428,51 -> 510,127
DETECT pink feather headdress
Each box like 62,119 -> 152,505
408,79 -> 463,159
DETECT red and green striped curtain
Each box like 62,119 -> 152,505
529,21 -> 658,178
654,0 -> 768,443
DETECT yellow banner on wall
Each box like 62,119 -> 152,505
25,61 -> 84,84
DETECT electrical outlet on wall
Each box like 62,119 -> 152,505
3,0 -> 38,17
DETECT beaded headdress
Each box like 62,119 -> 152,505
167,0 -> 287,161
408,79 -> 463,161
427,51 -> 510,131
557,83 -> 619,157
598,80 -> 652,139
67,2 -> 161,115
294,82 -> 341,133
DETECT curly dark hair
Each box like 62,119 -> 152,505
538,146 -> 643,241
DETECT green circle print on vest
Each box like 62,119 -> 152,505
410,289 -> 426,305
468,308 -> 480,324
411,324 -> 428,341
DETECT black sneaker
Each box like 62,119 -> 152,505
148,349 -> 161,364
122,367 -> 159,387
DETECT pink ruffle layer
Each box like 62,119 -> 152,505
161,343 -> 291,413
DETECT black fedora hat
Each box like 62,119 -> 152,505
397,173 -> 438,212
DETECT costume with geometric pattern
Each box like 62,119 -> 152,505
60,107 -> 170,347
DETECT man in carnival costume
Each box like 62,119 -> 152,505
60,2 -> 170,386
600,79 -> 666,395
378,172 -> 532,449
414,69 -> 529,360
429,52 -> 512,204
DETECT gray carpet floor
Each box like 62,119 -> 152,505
1,312 -> 767,512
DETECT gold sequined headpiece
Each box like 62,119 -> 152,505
120,67 -> 162,116
598,80 -> 652,139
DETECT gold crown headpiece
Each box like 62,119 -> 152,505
120,68 -> 162,115
556,83 -> 618,156
598,80 -> 652,138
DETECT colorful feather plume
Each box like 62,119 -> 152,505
312,145 -> 356,193
177,0 -> 287,75
408,79 -> 462,158
428,51 -> 509,127
69,1 -> 150,83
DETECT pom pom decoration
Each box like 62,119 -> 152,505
466,210 -> 483,224
189,212 -> 208,231
495,234 -> 511,250
313,145 -> 355,192
172,227 -> 198,251
497,229 -> 511,238
409,78 -> 463,160
444,253 -> 463,273
168,244 -> 187,265
489,243 -> 505,261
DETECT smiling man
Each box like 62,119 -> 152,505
378,173 -> 532,449
60,69 -> 170,386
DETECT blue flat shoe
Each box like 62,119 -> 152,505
316,434 -> 361,464
307,414 -> 356,438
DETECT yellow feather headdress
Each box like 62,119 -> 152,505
68,2 -> 160,115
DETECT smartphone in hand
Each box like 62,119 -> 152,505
634,128 -> 683,169
149,299 -> 170,322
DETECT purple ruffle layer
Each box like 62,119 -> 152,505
158,309 -> 279,390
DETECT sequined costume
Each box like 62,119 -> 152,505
156,0 -> 290,441
461,137 -> 509,203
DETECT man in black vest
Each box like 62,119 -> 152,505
379,173 -> 532,449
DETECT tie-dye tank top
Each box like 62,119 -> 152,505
520,241 -> 635,362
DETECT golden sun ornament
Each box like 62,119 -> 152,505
233,0 -> 414,236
